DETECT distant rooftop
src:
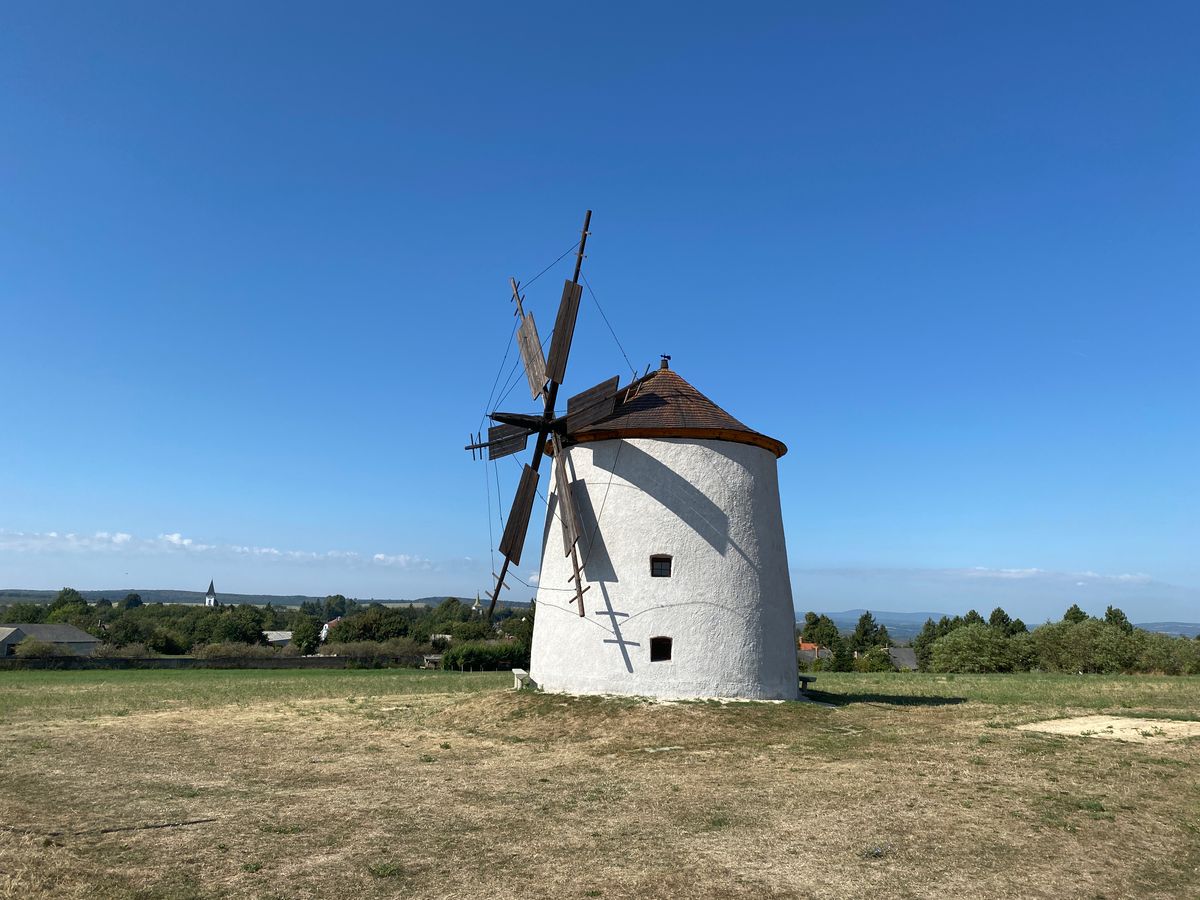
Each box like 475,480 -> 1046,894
0,623 -> 100,643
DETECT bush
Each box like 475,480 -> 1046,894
1137,633 -> 1199,675
1032,620 -> 1143,673
441,640 -> 527,671
193,642 -> 279,659
319,638 -> 424,660
929,625 -> 1014,673
14,639 -> 74,658
95,642 -> 157,658
854,647 -> 895,672
2,601 -> 46,623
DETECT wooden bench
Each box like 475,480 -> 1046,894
798,674 -> 817,692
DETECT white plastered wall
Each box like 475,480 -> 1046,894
529,437 -> 799,700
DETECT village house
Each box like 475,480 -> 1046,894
0,624 -> 102,657
796,641 -> 832,667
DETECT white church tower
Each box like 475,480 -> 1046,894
204,580 -> 216,607
529,359 -> 799,700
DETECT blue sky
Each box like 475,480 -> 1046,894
2,3 -> 1197,621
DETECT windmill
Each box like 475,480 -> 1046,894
466,210 -> 616,621
467,211 -> 799,700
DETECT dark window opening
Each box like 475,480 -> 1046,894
650,636 -> 673,662
650,555 -> 672,578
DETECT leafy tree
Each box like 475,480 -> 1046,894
441,640 -> 527,670
929,625 -> 1014,673
1063,603 -> 1088,624
1136,633 -> 1198,675
47,587 -> 89,624
451,620 -> 493,641
1009,617 -> 1028,635
912,616 -> 969,671
1008,631 -> 1038,671
849,611 -> 887,652
430,598 -> 470,624
211,605 -> 267,645
95,597 -> 113,609
4,602 -> 46,623
51,587 -> 86,610
963,609 -> 986,627
1032,619 -> 1140,673
323,595 -> 351,619
121,593 -> 143,610
854,647 -> 895,672
800,612 -> 839,649
827,636 -> 854,672
499,609 -> 534,647
1104,605 -> 1133,634
328,607 -> 411,643
107,616 -> 154,647
145,627 -> 188,655
988,607 -> 1012,631
290,615 -> 321,655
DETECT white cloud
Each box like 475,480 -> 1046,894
0,528 -> 424,573
791,565 -> 1200,622
526,571 -> 540,586
372,552 -> 431,569
968,567 -> 1043,579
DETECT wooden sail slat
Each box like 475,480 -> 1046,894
517,312 -> 547,399
498,465 -> 539,566
545,280 -> 582,385
487,423 -> 532,460
565,375 -> 619,432
554,439 -> 583,557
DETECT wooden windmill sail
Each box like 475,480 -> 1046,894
466,210 -> 618,620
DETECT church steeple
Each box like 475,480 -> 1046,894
205,580 -> 216,607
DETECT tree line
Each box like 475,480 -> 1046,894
912,603 -> 1199,675
798,603 -> 1200,675
798,610 -> 896,672
1,588 -> 531,665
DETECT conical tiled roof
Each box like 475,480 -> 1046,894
569,362 -> 787,457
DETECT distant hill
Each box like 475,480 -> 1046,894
796,608 -> 950,642
0,589 -> 487,609
1135,622 -> 1200,638
791,607 -> 1200,642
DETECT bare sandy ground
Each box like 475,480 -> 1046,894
1018,714 -> 1200,742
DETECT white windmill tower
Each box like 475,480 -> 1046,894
466,212 -> 798,700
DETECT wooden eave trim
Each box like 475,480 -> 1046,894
569,426 -> 788,458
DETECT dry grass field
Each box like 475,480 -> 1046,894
1,669 -> 1197,899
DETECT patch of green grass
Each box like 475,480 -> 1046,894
368,861 -> 407,878
260,823 -> 303,834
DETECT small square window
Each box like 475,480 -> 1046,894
650,555 -> 672,578
650,636 -> 672,662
